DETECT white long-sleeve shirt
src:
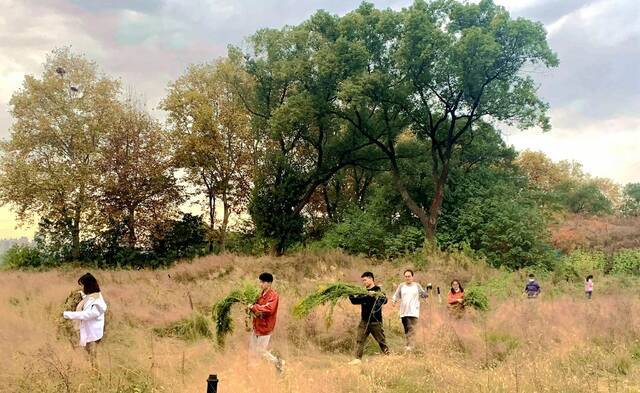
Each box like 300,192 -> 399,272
391,283 -> 427,318
63,293 -> 107,346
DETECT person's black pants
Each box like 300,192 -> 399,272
355,321 -> 389,358
401,316 -> 418,346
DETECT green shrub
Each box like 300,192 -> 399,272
322,208 -> 387,257
384,227 -> 424,259
1,244 -> 49,269
558,250 -> 605,278
464,286 -> 489,311
612,249 -> 640,275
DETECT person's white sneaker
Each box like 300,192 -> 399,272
347,358 -> 362,365
404,346 -> 412,352
275,358 -> 285,374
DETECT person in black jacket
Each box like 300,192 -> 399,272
348,271 -> 389,364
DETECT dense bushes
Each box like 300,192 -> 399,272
2,244 -> 47,269
2,214 -> 208,269
611,249 -> 640,275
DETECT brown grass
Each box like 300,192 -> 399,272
2,251 -> 640,392
551,214 -> 640,253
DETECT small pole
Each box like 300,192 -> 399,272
206,374 -> 219,393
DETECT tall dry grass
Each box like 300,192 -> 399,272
2,250 -> 640,392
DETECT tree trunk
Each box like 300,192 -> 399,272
272,236 -> 286,257
389,160 -> 431,235
208,191 -> 216,253
71,207 -> 81,260
220,194 -> 231,252
126,208 -> 136,248
426,164 -> 449,241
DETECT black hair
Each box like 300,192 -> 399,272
78,273 -> 100,295
450,279 -> 464,294
586,275 -> 593,281
404,269 -> 414,276
361,271 -> 375,280
259,272 -> 273,283
528,273 -> 535,278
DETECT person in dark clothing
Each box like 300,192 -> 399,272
524,273 -> 541,298
348,271 -> 389,364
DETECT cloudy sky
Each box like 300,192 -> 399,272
0,0 -> 638,238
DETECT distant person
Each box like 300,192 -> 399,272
391,269 -> 427,351
447,279 -> 465,318
62,273 -> 108,367
524,273 -> 541,298
248,272 -> 284,373
348,271 -> 389,364
585,275 -> 594,299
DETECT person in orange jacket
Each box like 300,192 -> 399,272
248,272 -> 284,373
447,279 -> 465,318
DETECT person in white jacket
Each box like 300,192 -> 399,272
391,269 -> 427,351
62,273 -> 107,366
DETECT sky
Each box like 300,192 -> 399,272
0,0 -> 638,238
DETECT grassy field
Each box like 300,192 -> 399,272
2,250 -> 640,393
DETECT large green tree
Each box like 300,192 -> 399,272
324,0 -> 558,243
161,60 -> 253,252
0,48 -> 120,259
231,20 -> 380,255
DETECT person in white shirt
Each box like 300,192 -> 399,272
391,269 -> 427,351
62,273 -> 107,367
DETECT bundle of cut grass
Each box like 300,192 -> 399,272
212,283 -> 260,346
464,286 -> 489,311
154,312 -> 212,341
293,282 -> 378,327
57,290 -> 83,344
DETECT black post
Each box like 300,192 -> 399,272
206,374 -> 219,393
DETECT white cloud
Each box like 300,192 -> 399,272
504,114 -> 640,184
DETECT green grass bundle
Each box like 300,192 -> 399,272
293,282 -> 376,327
464,286 -> 489,312
212,283 -> 260,346
154,312 -> 212,341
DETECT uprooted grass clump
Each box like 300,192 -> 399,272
293,282 -> 376,327
212,282 -> 260,346
464,286 -> 490,311
153,312 -> 212,341
56,289 -> 83,344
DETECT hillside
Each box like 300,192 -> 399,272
551,215 -> 640,253
2,251 -> 640,393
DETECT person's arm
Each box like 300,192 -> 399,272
349,294 -> 365,304
418,284 -> 428,299
391,285 -> 402,304
251,292 -> 278,315
63,303 -> 102,321
447,292 -> 456,305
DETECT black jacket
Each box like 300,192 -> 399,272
349,285 -> 387,323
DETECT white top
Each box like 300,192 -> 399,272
391,283 -> 427,318
63,293 -> 107,346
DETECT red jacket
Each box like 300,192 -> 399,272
250,287 -> 279,336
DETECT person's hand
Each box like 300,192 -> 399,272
62,311 -> 70,319
457,299 -> 464,304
